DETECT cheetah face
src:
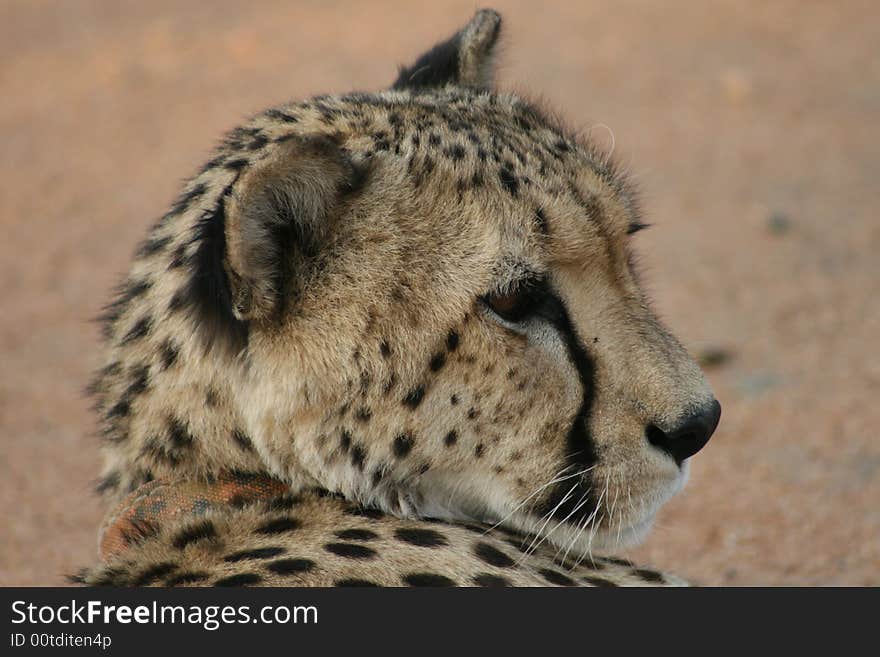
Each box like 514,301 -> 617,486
209,10 -> 720,558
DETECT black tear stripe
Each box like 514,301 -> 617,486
528,277 -> 599,524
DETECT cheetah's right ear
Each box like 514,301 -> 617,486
391,9 -> 502,91
223,135 -> 365,323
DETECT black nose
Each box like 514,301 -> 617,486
646,399 -> 721,465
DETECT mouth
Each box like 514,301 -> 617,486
496,504 -> 659,564
506,464 -> 686,557
402,459 -> 685,559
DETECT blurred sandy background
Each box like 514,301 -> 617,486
1,0 -> 877,586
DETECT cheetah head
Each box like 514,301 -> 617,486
97,9 -> 720,559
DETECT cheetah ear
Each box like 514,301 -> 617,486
392,9 -> 502,91
223,135 -> 365,323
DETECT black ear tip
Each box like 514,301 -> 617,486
392,9 -> 504,91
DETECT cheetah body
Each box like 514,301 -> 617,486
80,10 -> 717,587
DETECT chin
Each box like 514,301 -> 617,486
507,467 -> 688,559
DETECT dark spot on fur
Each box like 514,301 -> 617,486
137,235 -> 171,259
474,443 -> 485,458
324,543 -> 378,559
403,573 -> 457,587
198,154 -> 226,174
445,144 -> 466,161
246,133 -> 269,151
380,340 -> 392,358
168,182 -> 208,217
165,571 -> 210,586
95,471 -> 120,494
160,340 -> 179,370
265,108 -> 299,123
355,407 -> 372,422
339,430 -> 352,452
214,573 -> 262,587
429,352 -> 446,371
583,576 -> 618,587
169,243 -> 189,269
265,495 -> 299,512
633,569 -> 666,584
499,167 -> 519,196
540,569 -> 577,586
602,556 -> 635,567
393,434 -> 414,458
167,417 -> 195,450
224,547 -> 286,563
172,520 -> 217,549
446,330 -> 459,351
335,529 -> 378,541
133,562 -> 178,586
628,221 -> 650,235
167,289 -> 187,313
450,394 -> 459,406
232,429 -> 255,452
473,573 -> 511,587
105,399 -> 130,420
313,488 -> 344,499
82,567 -> 130,587
395,528 -> 448,547
474,542 -> 514,568
255,517 -> 301,535
443,430 -> 458,446
350,444 -> 367,470
345,506 -> 385,520
403,386 -> 425,408
335,578 -> 380,587
266,558 -> 315,575
87,361 -> 121,396
124,365 -> 150,398
121,316 -> 152,345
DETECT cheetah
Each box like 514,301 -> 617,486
77,9 -> 721,587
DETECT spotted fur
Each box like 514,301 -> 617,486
78,490 -> 683,587
83,9 -> 718,586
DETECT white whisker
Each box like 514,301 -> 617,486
484,464 -> 589,536
519,480 -> 579,562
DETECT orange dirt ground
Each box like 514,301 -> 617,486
1,0 -> 877,585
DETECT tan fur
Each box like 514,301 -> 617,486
82,10 -> 715,586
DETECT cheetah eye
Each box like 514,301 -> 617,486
483,283 -> 541,324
